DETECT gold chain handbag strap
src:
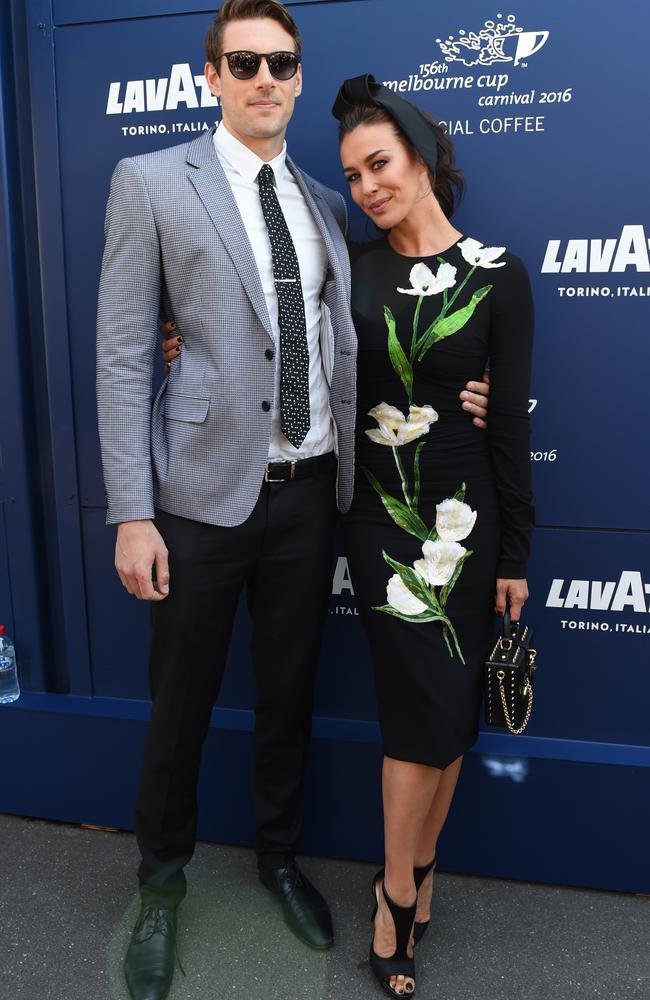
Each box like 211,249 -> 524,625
496,649 -> 537,735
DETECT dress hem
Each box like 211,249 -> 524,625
382,732 -> 479,771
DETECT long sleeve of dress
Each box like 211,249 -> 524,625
486,253 -> 535,578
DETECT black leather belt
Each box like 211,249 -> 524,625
264,452 -> 336,483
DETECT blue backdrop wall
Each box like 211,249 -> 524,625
1,0 -> 648,892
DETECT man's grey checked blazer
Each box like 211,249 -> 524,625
96,128 -> 357,527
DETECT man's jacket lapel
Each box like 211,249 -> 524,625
186,129 -> 273,340
287,157 -> 351,301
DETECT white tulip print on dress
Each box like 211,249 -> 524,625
435,498 -> 478,542
366,402 -> 439,447
458,237 -> 506,269
397,261 -> 457,296
386,574 -> 429,616
414,540 -> 468,587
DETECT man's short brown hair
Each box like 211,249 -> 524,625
205,0 -> 303,69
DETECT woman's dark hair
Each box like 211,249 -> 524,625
337,104 -> 464,219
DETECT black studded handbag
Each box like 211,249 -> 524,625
484,609 -> 538,734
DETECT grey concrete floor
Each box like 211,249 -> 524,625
0,813 -> 648,1000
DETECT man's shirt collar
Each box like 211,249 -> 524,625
214,122 -> 288,186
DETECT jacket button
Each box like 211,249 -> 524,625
261,400 -> 271,412
265,348 -> 275,361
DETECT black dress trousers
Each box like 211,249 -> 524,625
135,458 -> 337,906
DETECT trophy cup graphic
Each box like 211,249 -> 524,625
513,30 -> 550,66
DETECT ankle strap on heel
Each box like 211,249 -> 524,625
413,857 -> 436,891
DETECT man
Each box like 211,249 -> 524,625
96,3 -> 488,998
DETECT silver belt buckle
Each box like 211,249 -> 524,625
264,460 -> 297,483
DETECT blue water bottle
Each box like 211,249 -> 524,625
0,625 -> 20,704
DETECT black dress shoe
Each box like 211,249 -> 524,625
259,860 -> 334,950
124,905 -> 178,1000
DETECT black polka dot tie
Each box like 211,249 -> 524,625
257,163 -> 310,449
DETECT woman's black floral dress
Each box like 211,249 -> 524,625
343,236 -> 534,767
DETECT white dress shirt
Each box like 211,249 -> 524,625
213,124 -> 335,462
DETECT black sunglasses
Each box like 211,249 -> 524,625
221,50 -> 301,81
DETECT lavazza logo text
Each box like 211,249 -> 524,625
546,571 -> 650,635
383,12 -> 572,139
541,224 -> 650,298
329,557 -> 359,616
106,63 -> 219,138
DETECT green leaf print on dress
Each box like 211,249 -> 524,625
364,238 -> 506,662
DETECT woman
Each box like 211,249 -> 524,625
332,75 -> 534,998
161,75 -> 533,999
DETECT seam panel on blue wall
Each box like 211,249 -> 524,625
53,0 -> 348,28
24,0 -> 92,694
8,693 -> 650,768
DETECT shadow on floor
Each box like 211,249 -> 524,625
1,813 -> 649,1000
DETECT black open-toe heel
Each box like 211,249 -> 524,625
369,875 -> 417,997
412,857 -> 436,946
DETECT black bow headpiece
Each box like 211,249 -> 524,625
331,73 -> 439,175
